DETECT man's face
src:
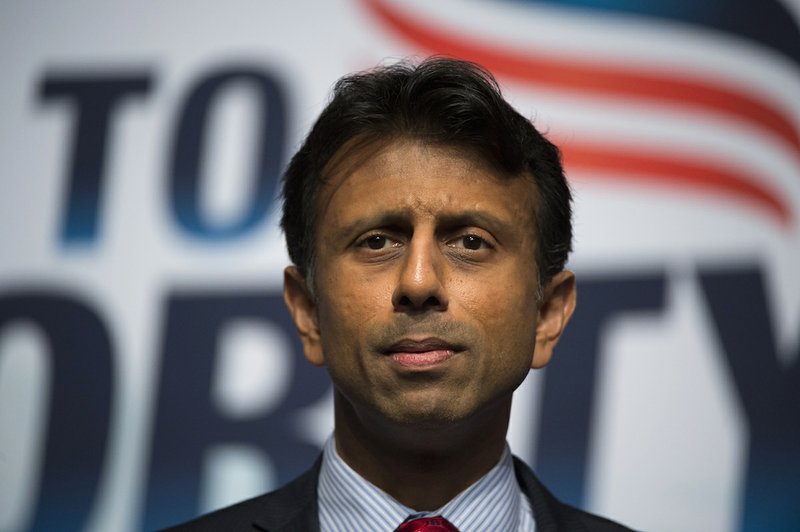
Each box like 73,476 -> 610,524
285,139 -> 574,428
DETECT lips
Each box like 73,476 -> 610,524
383,338 -> 462,367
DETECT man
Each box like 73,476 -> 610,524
168,57 -> 631,531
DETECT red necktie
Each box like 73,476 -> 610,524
395,516 -> 460,532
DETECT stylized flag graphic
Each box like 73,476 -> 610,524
360,0 -> 800,228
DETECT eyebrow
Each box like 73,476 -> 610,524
436,211 -> 512,232
330,210 -> 410,244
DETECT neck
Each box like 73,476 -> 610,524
332,391 -> 512,511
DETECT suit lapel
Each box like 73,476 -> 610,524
513,456 -> 586,532
251,457 -> 322,532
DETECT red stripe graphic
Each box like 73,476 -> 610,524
565,142 -> 791,226
361,0 -> 797,226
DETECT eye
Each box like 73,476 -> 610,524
450,234 -> 490,250
357,234 -> 398,250
461,235 -> 485,250
365,235 -> 388,249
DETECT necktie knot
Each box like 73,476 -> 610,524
395,515 -> 460,532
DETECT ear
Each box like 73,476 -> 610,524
283,266 -> 325,367
531,270 -> 577,369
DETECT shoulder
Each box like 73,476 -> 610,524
160,458 -> 321,532
512,456 -> 636,532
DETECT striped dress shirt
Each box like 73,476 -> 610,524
318,436 -> 536,531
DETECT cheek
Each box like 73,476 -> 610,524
316,266 -> 393,340
459,271 -> 539,363
458,267 -> 538,320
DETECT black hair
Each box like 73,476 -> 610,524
281,57 -> 572,289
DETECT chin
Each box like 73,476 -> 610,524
380,400 -> 471,430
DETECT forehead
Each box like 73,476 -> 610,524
315,139 -> 538,229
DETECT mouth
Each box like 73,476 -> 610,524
382,337 -> 463,368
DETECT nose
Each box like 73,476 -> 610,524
392,236 -> 448,312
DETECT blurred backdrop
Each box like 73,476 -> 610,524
1,1 -> 799,530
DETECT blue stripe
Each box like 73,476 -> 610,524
500,0 -> 800,66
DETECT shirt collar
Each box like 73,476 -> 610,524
318,435 -> 528,531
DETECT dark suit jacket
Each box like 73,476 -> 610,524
164,456 -> 633,531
